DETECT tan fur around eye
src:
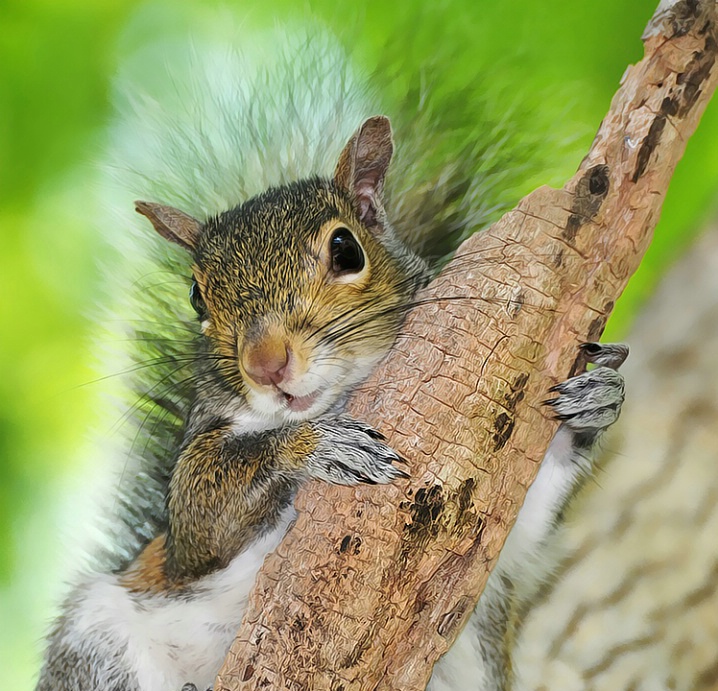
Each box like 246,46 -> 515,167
314,218 -> 370,288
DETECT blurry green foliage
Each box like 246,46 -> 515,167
1,0 -> 716,687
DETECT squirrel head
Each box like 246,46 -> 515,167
136,116 -> 427,423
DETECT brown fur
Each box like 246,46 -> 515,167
120,535 -> 175,595
121,422 -> 321,587
130,118 -> 427,589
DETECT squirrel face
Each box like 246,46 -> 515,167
136,117 -> 427,423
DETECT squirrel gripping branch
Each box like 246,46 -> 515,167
34,15 -> 642,691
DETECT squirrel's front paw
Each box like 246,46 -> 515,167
308,416 -> 409,485
544,342 -> 628,435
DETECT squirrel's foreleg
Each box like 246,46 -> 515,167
429,343 -> 628,691
36,414 -> 405,691
160,415 -> 406,584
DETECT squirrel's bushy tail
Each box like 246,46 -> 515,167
99,6 -> 559,567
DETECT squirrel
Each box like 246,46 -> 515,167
36,21 -> 628,691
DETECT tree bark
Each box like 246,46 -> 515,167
216,2 -> 718,689
514,220 -> 718,690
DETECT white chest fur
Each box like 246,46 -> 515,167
68,509 -> 295,690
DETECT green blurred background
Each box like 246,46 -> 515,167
2,0 -> 717,687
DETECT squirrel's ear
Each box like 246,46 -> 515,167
135,201 -> 202,252
333,115 -> 393,226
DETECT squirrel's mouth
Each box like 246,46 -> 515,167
282,390 -> 320,413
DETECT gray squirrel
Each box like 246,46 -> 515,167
36,21 -> 627,691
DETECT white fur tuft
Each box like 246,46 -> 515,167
65,508 -> 295,690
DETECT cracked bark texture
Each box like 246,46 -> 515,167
515,221 -> 718,691
216,2 -> 718,689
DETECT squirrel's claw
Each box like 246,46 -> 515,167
308,416 -> 410,486
545,342 -> 627,435
579,341 -> 629,370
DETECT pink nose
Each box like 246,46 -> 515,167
242,341 -> 290,387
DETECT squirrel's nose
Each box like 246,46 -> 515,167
242,339 -> 290,387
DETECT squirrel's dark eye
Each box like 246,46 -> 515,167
189,279 -> 206,317
330,228 -> 365,274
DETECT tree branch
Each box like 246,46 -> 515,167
216,1 -> 718,689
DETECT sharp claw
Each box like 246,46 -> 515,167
542,397 -> 559,407
579,342 -> 603,355
579,342 -> 629,369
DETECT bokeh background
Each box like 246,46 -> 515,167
2,0 -> 717,688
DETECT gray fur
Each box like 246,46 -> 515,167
39,10 -> 626,689
310,416 -> 408,485
37,582 -> 138,691
547,367 -> 625,431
